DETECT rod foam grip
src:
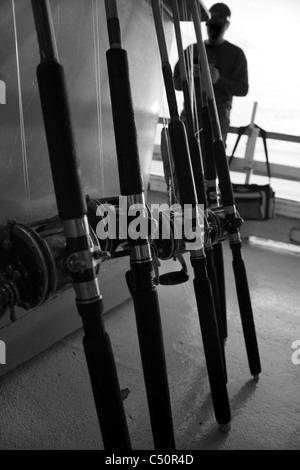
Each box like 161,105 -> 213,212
134,290 -> 176,450
188,135 -> 207,206
37,61 -> 86,220
168,119 -> 197,205
205,248 -> 227,382
162,63 -> 179,120
129,263 -> 175,450
83,332 -> 132,450
192,259 -> 231,425
200,105 -> 217,180
213,139 -> 235,207
231,245 -> 261,376
213,243 -> 227,339
106,49 -> 143,196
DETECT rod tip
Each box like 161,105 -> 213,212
253,374 -> 260,382
218,422 -> 231,433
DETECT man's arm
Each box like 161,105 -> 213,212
215,49 -> 249,97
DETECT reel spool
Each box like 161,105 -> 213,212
0,217 -> 101,320
207,206 -> 231,245
153,210 -> 188,286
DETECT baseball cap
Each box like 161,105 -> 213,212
206,3 -> 231,25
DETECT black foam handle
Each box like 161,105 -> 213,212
83,332 -> 132,450
181,79 -> 196,140
205,247 -> 228,383
188,135 -> 207,207
37,61 -> 87,220
192,258 -> 231,425
231,245 -> 261,376
128,262 -> 176,450
162,63 -> 180,120
168,119 -> 197,206
213,243 -> 227,339
213,139 -> 235,207
106,49 -> 143,196
200,105 -> 217,181
77,297 -> 131,450
179,79 -> 207,207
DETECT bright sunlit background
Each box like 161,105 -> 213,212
163,0 -> 300,200
169,0 -> 300,134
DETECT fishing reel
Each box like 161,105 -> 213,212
87,196 -> 234,286
0,217 -> 102,322
151,204 -> 232,285
0,197 -> 242,321
87,196 -> 190,285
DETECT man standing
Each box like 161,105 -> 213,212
174,3 -> 249,142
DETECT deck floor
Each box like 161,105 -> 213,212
0,227 -> 299,450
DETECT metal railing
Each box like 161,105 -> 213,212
228,125 -> 300,183
153,117 -> 300,222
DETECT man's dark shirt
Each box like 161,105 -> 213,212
174,40 -> 249,137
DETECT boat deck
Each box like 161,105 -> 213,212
0,206 -> 299,450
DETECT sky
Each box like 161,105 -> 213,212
169,0 -> 300,136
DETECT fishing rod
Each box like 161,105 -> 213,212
172,1 -> 206,206
151,0 -> 231,430
104,0 -> 175,450
171,0 -> 227,381
189,0 -> 261,378
182,4 -> 228,341
30,0 -> 131,450
191,34 -> 228,342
